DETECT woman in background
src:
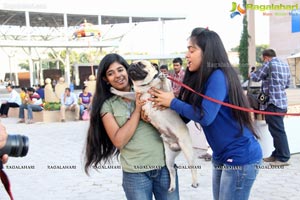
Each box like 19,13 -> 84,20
78,86 -> 92,119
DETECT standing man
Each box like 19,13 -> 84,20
60,88 -> 79,122
171,57 -> 185,97
0,84 -> 21,118
250,49 -> 291,166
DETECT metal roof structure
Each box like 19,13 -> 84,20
0,5 -> 186,86
0,9 -> 185,27
0,8 -> 185,47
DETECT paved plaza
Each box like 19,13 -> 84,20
0,117 -> 299,200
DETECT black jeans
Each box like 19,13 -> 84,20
265,104 -> 290,162
0,102 -> 20,115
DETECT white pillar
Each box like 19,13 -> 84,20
247,0 -> 256,68
28,48 -> 34,87
56,60 -> 60,69
25,11 -> 30,41
98,15 -> 102,25
65,48 -> 71,86
39,59 -> 44,85
63,13 -> 68,41
159,18 -> 165,56
73,63 -> 80,86
25,11 -> 34,86
8,55 -> 12,81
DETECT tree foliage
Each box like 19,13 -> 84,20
256,44 -> 269,65
19,61 -> 29,71
238,0 -> 249,81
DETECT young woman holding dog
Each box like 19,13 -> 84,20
84,53 -> 179,200
149,28 -> 262,200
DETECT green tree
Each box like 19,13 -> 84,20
19,61 -> 29,71
79,52 -> 89,63
232,44 -> 269,66
238,0 -> 249,81
256,44 -> 269,65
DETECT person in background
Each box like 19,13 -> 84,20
250,49 -> 291,166
20,87 -> 27,103
60,88 -> 79,122
0,84 -> 22,118
35,84 -> 45,101
149,27 -> 262,200
79,86 -> 92,119
84,53 -> 179,200
70,79 -> 75,92
171,57 -> 185,97
159,64 -> 172,90
159,64 -> 169,75
18,87 -> 43,124
151,62 -> 159,71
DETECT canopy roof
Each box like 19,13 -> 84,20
0,9 -> 185,27
287,52 -> 300,59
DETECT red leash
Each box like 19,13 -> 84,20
167,76 -> 300,117
0,162 -> 14,200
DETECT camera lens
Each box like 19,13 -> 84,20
260,95 -> 265,101
0,135 -> 29,157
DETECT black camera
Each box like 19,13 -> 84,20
0,135 -> 29,157
257,92 -> 269,105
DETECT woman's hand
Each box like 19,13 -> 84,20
0,123 -> 9,164
1,154 -> 8,164
148,87 -> 175,108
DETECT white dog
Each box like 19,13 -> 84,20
110,60 -> 198,192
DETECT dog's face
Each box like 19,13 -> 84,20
128,60 -> 158,87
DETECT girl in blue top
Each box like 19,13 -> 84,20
149,28 -> 262,200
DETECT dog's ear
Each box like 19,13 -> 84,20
128,62 -> 148,81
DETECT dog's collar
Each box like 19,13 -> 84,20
139,71 -> 159,87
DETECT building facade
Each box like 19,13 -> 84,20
269,0 -> 300,86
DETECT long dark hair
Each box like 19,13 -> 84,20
84,53 -> 131,174
179,27 -> 257,138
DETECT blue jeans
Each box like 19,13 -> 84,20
212,159 -> 261,200
79,105 -> 86,116
19,104 -> 43,120
122,166 -> 179,200
265,104 -> 290,162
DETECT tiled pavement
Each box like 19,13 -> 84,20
0,88 -> 300,199
0,117 -> 299,200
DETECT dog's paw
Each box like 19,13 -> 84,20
191,183 -> 199,188
110,87 -> 118,95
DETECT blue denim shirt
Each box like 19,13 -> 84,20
251,57 -> 291,110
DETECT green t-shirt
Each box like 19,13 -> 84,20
101,95 -> 165,172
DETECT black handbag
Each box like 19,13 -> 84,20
247,63 -> 271,110
247,86 -> 261,110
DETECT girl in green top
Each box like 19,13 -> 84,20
84,53 -> 179,200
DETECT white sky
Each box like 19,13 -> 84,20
0,0 -> 270,77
